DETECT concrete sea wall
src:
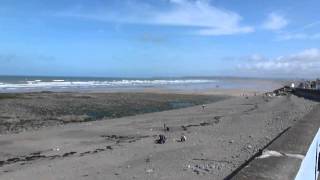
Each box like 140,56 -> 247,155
293,88 -> 320,102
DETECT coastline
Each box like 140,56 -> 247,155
0,76 -> 286,94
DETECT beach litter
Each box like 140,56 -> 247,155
187,163 -> 214,175
181,125 -> 188,131
146,168 -> 154,173
163,123 -> 170,132
177,135 -> 187,142
155,134 -> 166,144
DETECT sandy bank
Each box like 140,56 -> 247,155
0,93 -> 317,180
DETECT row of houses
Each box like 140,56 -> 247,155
293,79 -> 320,90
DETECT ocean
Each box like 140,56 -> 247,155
0,76 -> 283,93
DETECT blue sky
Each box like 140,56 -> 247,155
0,0 -> 319,78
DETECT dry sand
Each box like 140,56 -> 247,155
0,92 -> 318,180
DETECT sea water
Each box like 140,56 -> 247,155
0,76 -> 283,93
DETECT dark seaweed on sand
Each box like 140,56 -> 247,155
0,92 -> 229,133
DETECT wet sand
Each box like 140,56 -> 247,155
0,91 -> 317,180
0,92 -> 228,134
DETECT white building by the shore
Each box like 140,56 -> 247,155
316,79 -> 320,90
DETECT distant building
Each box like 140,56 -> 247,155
291,83 -> 295,88
298,81 -> 312,89
306,81 -> 312,89
296,79 -> 320,90
316,79 -> 320,90
311,81 -> 316,89
298,82 -> 304,88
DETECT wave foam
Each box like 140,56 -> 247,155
0,79 -> 217,90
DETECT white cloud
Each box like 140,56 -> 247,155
247,54 -> 267,62
238,48 -> 320,77
57,0 -> 254,36
297,20 -> 320,32
277,33 -> 320,40
154,0 -> 254,35
276,20 -> 320,40
262,12 -> 288,30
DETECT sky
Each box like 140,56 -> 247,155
0,0 -> 319,78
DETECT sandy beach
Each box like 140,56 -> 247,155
0,89 -> 318,180
1,0 -> 319,178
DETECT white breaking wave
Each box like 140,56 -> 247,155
0,79 -> 217,90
